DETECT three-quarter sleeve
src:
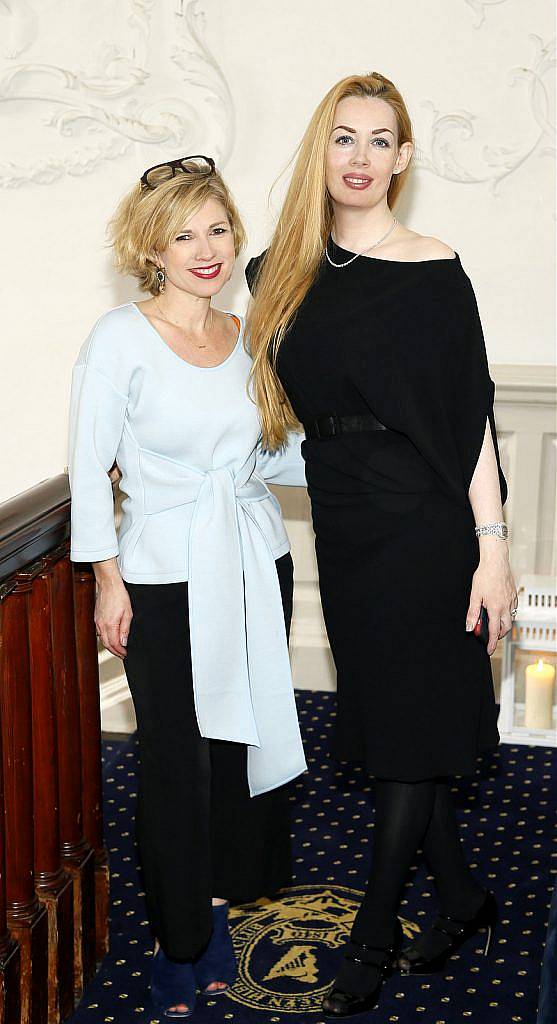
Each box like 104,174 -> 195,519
255,430 -> 307,487
68,360 -> 128,562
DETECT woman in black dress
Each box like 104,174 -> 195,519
246,72 -> 517,1018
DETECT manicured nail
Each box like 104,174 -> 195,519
121,636 -> 128,646
466,622 -> 473,632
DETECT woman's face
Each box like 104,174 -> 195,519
157,196 -> 236,297
325,96 -> 412,210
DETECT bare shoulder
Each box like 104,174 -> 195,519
386,226 -> 456,263
410,235 -> 456,262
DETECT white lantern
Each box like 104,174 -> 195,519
500,575 -> 557,746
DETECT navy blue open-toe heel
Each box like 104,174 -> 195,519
193,902 -> 238,996
150,946 -> 197,1019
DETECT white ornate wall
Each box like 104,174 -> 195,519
0,0 -> 554,504
0,0 -> 554,723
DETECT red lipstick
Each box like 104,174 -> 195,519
189,264 -> 222,280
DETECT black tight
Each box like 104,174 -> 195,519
421,779 -> 485,918
335,777 -> 485,994
353,777 -> 485,943
352,779 -> 436,946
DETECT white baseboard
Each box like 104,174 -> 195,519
99,648 -> 136,734
289,580 -> 336,691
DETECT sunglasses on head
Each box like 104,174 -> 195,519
140,155 -> 216,190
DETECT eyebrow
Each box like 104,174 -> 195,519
176,221 -> 228,232
331,124 -> 395,136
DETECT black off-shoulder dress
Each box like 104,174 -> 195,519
247,241 -> 507,781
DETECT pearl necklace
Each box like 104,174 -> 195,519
325,218 -> 398,268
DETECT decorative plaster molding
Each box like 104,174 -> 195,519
415,35 -> 555,192
0,0 -> 234,187
0,133 -> 132,188
172,0 -> 235,167
465,0 -> 510,30
0,0 -> 39,60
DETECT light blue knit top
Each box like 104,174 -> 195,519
68,302 -> 307,795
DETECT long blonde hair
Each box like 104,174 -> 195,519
248,72 -> 414,450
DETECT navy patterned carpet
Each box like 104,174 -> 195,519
70,691 -> 555,1024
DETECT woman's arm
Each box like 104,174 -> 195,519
92,556 -> 132,660
69,361 -> 127,561
69,343 -> 132,659
467,418 -> 517,655
255,430 -> 307,487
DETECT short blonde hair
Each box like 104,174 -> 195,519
108,168 -> 246,294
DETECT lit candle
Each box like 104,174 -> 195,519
524,659 -> 555,730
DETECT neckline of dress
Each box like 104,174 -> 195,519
328,236 -> 460,267
130,303 -> 244,371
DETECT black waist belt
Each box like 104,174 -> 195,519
303,412 -> 388,440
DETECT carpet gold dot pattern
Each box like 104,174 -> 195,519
69,691 -> 555,1023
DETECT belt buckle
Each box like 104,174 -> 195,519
314,414 -> 340,439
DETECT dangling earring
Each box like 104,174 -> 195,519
156,268 -> 166,293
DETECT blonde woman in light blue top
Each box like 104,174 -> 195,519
68,156 -> 306,1019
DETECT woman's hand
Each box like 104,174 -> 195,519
92,558 -> 132,659
466,538 -> 517,656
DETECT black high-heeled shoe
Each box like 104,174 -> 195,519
397,889 -> 498,976
322,920 -> 402,1019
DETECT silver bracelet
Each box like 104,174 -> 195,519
475,522 -> 508,540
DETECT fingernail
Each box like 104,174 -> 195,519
121,636 -> 128,646
465,622 -> 473,632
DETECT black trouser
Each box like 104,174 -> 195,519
123,553 -> 294,960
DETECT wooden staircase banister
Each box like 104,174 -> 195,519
0,474 -> 109,1024
0,475 -> 71,585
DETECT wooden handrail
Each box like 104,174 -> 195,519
0,475 -> 70,585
